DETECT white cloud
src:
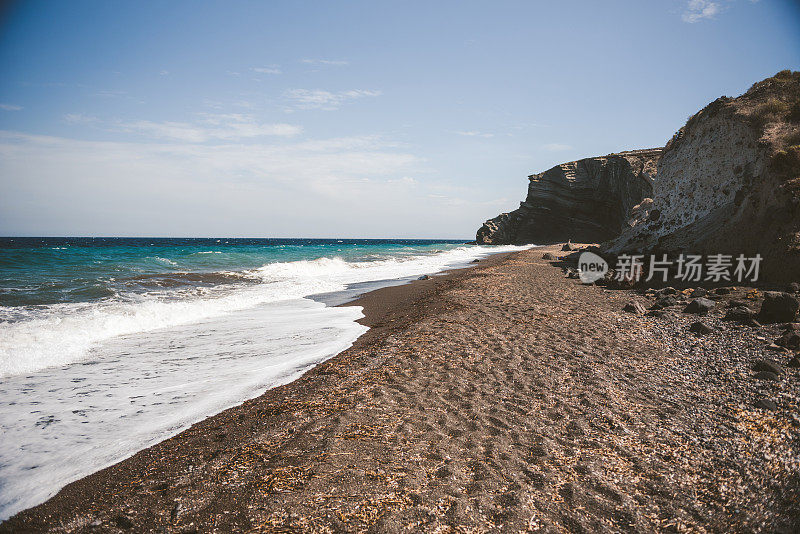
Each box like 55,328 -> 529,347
682,0 -> 722,22
159,70 -> 169,76
454,130 -> 494,138
300,59 -> 349,66
118,114 -> 302,142
63,113 -> 99,124
0,131 -> 430,236
252,66 -> 281,75
0,104 -> 22,111
283,89 -> 381,111
0,130 -> 508,238
541,143 -> 572,151
63,113 -> 302,142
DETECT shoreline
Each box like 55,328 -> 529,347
0,249 -> 518,526
3,246 -> 798,532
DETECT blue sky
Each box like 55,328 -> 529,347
0,0 -> 798,238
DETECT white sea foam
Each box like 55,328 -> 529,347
0,299 -> 367,519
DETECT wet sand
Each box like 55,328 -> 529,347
3,246 -> 799,533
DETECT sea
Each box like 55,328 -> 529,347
0,237 -> 528,519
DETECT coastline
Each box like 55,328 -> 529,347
3,246 -> 798,532
0,249 -> 517,528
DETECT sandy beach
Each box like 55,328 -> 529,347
3,246 -> 799,533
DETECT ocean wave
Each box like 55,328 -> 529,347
118,270 -> 260,289
149,256 -> 178,266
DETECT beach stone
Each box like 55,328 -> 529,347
171,502 -> 184,522
623,301 -> 646,314
758,292 -> 800,323
542,252 -> 556,260
715,287 -> 733,295
767,343 -> 789,352
783,322 -> 800,332
418,275 -> 430,280
753,360 -> 784,375
651,296 -> 678,310
689,321 -> 714,335
776,331 -> 800,349
646,310 -> 674,319
113,515 -> 134,529
690,287 -> 708,298
753,371 -> 780,381
754,398 -> 778,410
471,259 -> 480,263
788,356 -> 800,368
724,306 -> 754,323
561,241 -> 576,251
684,297 -> 715,314
787,282 -> 800,294
745,318 -> 763,328
659,287 -> 678,296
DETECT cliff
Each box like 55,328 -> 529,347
603,70 -> 800,283
476,149 -> 662,245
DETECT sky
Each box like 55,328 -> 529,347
0,1 -> 798,239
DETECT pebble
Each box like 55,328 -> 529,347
753,371 -> 780,381
753,360 -> 784,375
689,321 -> 714,335
754,398 -> 778,410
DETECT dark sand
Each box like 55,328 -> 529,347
3,247 -> 799,533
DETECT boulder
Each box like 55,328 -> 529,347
753,371 -> 780,381
689,321 -> 714,335
684,298 -> 715,314
752,360 -> 784,375
775,331 -> 800,349
650,296 -> 678,310
787,282 -> 800,294
562,241 -> 576,251
690,288 -> 708,298
724,306 -> 754,323
623,302 -> 646,315
418,275 -> 431,280
542,252 -> 556,260
754,398 -> 778,410
758,292 -> 800,323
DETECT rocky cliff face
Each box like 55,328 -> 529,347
476,149 -> 662,245
603,71 -> 800,283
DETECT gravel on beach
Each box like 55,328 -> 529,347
3,246 -> 799,533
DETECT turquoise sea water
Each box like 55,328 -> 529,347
0,237 -> 471,307
0,236 -> 529,519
